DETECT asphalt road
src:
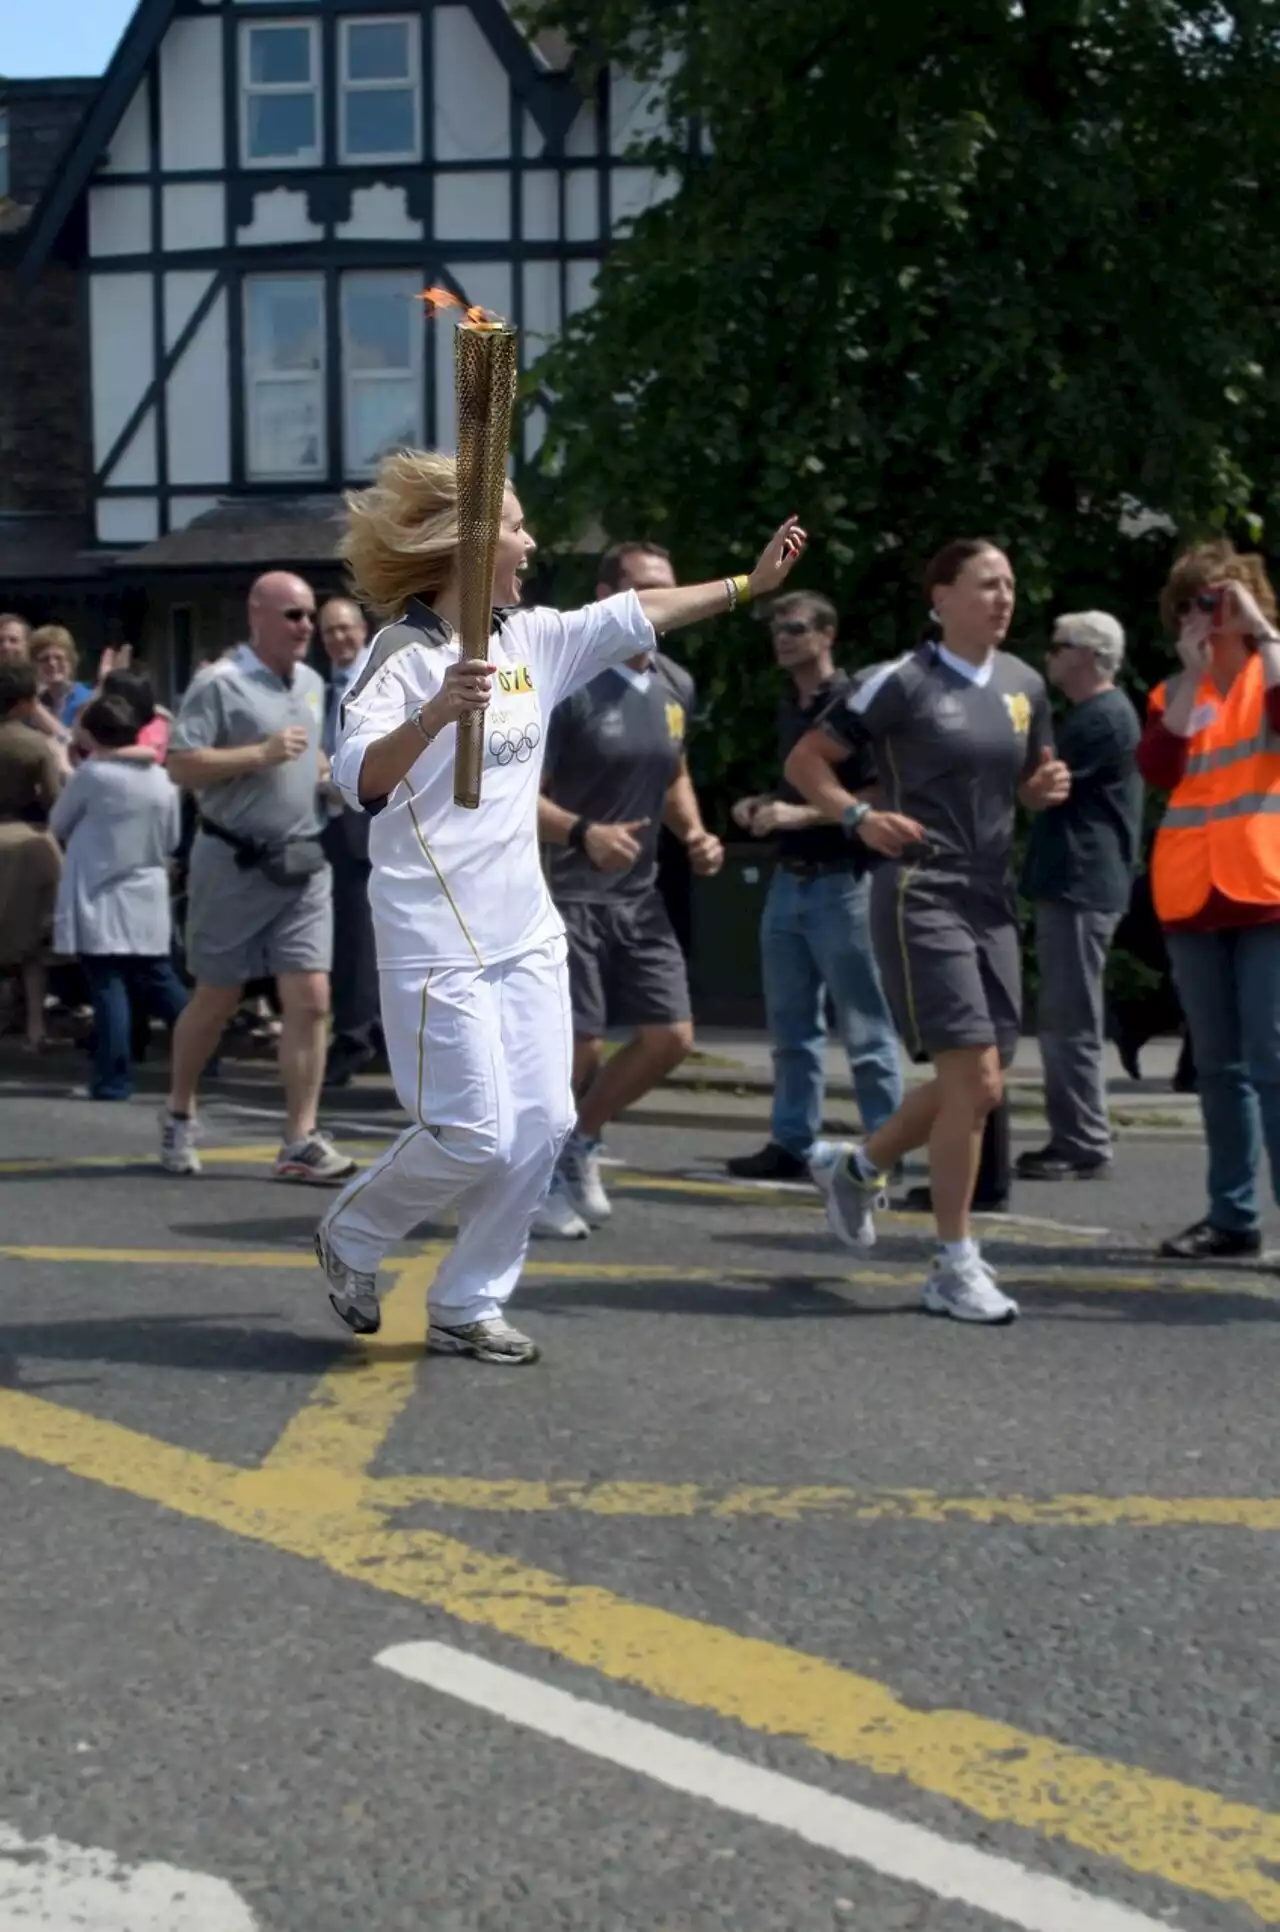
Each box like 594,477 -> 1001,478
1,1069 -> 1277,1932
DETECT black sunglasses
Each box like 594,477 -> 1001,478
772,619 -> 813,637
283,607 -> 316,622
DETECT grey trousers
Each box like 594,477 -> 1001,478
1033,899 -> 1120,1162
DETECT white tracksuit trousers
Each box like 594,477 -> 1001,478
322,933 -> 575,1326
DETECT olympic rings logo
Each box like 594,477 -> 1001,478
488,722 -> 542,766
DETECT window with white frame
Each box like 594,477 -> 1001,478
340,17 -> 421,163
341,271 -> 424,476
244,275 -> 326,480
241,21 -> 321,166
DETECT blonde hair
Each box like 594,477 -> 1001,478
342,449 -> 461,620
1160,540 -> 1277,637
30,623 -> 80,675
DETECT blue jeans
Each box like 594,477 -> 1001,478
1166,924 -> 1280,1232
83,954 -> 189,1101
760,867 -> 903,1156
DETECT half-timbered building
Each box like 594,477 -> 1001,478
7,0 -> 677,690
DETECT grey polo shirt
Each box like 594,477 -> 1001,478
542,652 -> 697,903
822,642 -> 1053,885
171,644 -> 326,843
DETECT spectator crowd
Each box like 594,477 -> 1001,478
0,529 -> 1277,1268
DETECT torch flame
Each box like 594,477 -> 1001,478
420,286 -> 507,332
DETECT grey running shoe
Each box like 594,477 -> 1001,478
559,1132 -> 611,1224
159,1108 -> 201,1175
427,1315 -> 541,1365
315,1224 -> 381,1337
921,1253 -> 1019,1325
274,1131 -> 358,1185
809,1139 -> 884,1249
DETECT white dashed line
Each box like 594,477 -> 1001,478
376,1642 -> 1171,1932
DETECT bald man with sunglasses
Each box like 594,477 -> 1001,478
162,571 -> 355,1187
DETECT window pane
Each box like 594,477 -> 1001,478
347,379 -> 420,473
251,380 -> 324,476
344,276 -> 416,371
247,92 -> 316,161
344,89 -> 415,158
249,25 -> 312,86
248,279 -> 323,373
346,20 -> 410,82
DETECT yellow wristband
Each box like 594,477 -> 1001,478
733,574 -> 753,606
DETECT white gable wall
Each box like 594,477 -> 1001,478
85,1 -> 687,540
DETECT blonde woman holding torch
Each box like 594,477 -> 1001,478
317,449 -> 806,1363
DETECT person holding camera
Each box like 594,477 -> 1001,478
1138,543 -> 1280,1260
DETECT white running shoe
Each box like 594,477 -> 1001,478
559,1131 -> 611,1224
274,1131 -> 359,1185
428,1315 -> 540,1365
531,1171 -> 590,1240
922,1252 -> 1019,1325
315,1224 -> 381,1337
809,1139 -> 885,1249
159,1108 -> 201,1175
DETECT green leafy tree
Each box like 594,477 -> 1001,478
520,0 -> 1280,810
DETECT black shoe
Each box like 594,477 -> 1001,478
1115,1034 -> 1142,1081
726,1142 -> 809,1181
901,1183 -> 1009,1215
1015,1146 -> 1112,1182
1158,1218 -> 1262,1260
323,1041 -> 376,1089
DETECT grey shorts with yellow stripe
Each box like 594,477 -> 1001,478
869,866 -> 1022,1069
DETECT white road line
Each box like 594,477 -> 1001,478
376,1643 -> 1171,1932
0,1825 -> 258,1930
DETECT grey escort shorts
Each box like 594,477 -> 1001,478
561,891 -> 692,1036
870,866 -> 1021,1068
185,832 -> 333,987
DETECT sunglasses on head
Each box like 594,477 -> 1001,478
772,619 -> 812,637
283,607 -> 315,622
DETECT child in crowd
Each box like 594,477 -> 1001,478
50,692 -> 188,1100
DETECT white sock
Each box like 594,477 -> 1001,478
850,1144 -> 880,1182
942,1238 -> 979,1265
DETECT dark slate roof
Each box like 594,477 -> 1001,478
118,495 -> 349,571
18,0 -> 583,284
0,515 -> 107,584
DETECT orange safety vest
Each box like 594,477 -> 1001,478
1150,650 -> 1280,921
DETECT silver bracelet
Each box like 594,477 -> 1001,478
724,575 -> 740,613
412,706 -> 436,744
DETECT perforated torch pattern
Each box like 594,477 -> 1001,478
453,324 -> 519,809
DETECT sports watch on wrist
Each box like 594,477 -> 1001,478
842,801 -> 872,839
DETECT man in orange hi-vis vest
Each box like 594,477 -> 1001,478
1138,541 -> 1280,1262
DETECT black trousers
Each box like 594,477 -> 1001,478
323,818 -> 381,1051
976,1094 -> 1011,1206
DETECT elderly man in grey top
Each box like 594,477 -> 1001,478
1018,611 -> 1142,1180
161,571 -> 357,1185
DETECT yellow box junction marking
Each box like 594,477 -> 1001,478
2,1209 -> 1279,1919
372,1474 -> 1280,1533
0,1384 -> 1278,1921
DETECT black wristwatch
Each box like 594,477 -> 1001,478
567,817 -> 592,856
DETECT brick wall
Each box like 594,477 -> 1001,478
0,81 -> 95,520
0,261 -> 90,517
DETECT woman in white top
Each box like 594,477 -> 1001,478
318,449 -> 806,1362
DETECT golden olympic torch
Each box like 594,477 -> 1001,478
421,288 -> 519,809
